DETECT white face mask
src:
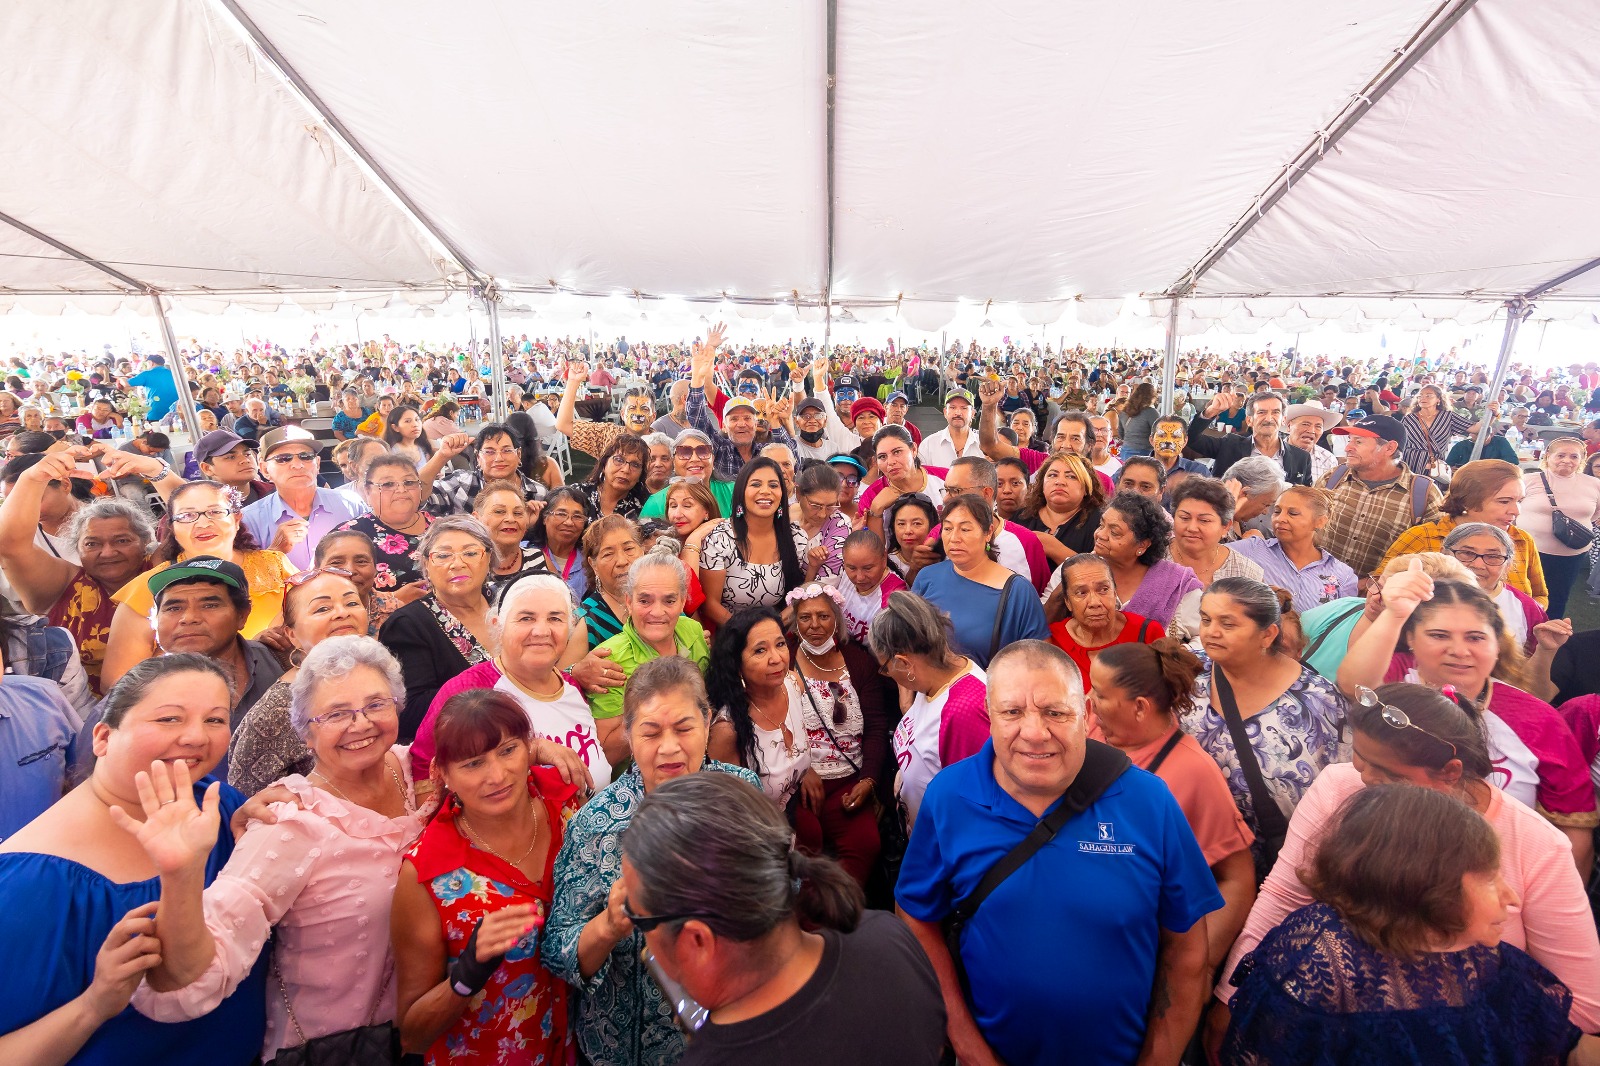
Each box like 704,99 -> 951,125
799,635 -> 836,656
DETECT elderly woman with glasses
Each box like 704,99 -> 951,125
227,567 -> 371,796
124,638 -> 428,1065
379,516 -> 498,741
785,582 -> 892,885
638,428 -> 736,520
545,657 -> 759,1066
1440,521 -> 1552,655
333,453 -> 434,596
101,479 -> 296,689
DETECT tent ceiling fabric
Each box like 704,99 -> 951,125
2,0 -> 1598,322
0,2 -> 456,295
1198,0 -> 1600,300
234,0 -> 828,300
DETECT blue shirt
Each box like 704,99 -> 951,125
911,562 -> 1049,668
0,781 -> 266,1065
0,676 -> 79,840
128,367 -> 178,421
897,741 -> 1222,1066
240,487 -> 364,569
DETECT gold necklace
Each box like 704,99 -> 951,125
311,759 -> 411,813
800,648 -> 846,675
460,794 -> 541,868
749,687 -> 789,732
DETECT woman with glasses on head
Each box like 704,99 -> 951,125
1208,684 -> 1600,1049
546,657 -> 758,1066
379,516 -> 498,742
125,638 -> 428,1065
333,452 -> 434,597
101,479 -> 295,689
383,403 -> 434,467
529,486 -> 592,600
697,457 -> 808,627
1377,459 -> 1547,608
794,463 -> 852,582
577,435 -> 650,520
1340,569 -> 1598,875
393,688 -> 587,1065
227,567 -> 371,796
786,583 -> 892,885
314,528 -> 414,633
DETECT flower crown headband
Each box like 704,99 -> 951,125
785,582 -> 844,608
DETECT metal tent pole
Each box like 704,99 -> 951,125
485,290 -> 507,422
1469,298 -> 1529,461
1161,299 -> 1181,414
148,293 -> 203,445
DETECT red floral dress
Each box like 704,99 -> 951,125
406,766 -> 582,1065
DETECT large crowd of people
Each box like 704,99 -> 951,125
3,326 -> 1600,1065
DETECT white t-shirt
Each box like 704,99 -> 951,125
994,529 -> 1030,584
1494,585 -> 1530,650
892,662 -> 988,823
492,673 -> 611,787
0,525 -> 81,621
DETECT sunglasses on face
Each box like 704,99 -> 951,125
268,451 -> 318,466
674,445 -> 713,460
622,897 -> 716,934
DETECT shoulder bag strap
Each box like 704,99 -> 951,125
951,740 -> 1131,926
988,573 -> 1021,662
1538,470 -> 1563,508
1144,728 -> 1186,774
1300,602 -> 1366,664
1137,617 -> 1152,642
1408,473 -> 1431,523
1327,464 -> 1348,491
1209,665 -> 1291,850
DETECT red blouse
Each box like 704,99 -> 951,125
1048,612 -> 1165,694
406,766 -> 583,1065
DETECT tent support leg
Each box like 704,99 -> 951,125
148,293 -> 203,446
1161,299 -> 1181,414
486,292 -> 507,423
1470,298 -> 1529,461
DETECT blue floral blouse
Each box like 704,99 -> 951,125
544,761 -> 760,1066
1180,654 -> 1350,879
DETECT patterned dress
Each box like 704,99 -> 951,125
1180,654 -> 1350,880
406,766 -> 584,1066
544,762 -> 761,1066
334,512 -> 433,592
698,519 -> 810,614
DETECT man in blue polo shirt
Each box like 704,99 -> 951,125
897,640 -> 1220,1066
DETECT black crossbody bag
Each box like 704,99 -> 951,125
1211,665 -> 1291,882
943,740 -> 1131,1007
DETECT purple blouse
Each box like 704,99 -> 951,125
1125,559 -> 1202,628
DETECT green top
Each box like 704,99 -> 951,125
639,478 -> 736,520
587,615 -> 711,721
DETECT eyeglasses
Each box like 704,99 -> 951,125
1355,686 -> 1458,760
1448,547 -> 1509,569
287,565 -> 354,587
307,696 -> 398,729
674,445 -> 713,460
426,548 -> 487,565
267,451 -> 318,466
609,456 -> 644,472
622,897 -> 717,934
546,508 -> 586,523
173,507 -> 235,524
368,479 -> 422,493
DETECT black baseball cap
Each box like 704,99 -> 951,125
1331,414 -> 1405,446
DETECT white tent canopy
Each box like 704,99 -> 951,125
3,0 -> 1599,329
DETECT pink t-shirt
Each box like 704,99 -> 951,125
1217,763 -> 1600,1030
840,571 -> 907,645
1125,725 -> 1254,867
892,665 -> 989,823
1384,655 -> 1597,824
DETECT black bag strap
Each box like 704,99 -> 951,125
988,573 -> 1021,662
951,739 -> 1131,925
1538,469 -> 1562,508
1145,728 -> 1186,775
1136,617 -> 1152,643
1300,602 -> 1366,663
1211,665 -> 1291,857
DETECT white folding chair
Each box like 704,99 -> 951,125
547,431 -> 573,477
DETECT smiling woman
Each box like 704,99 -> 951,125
697,457 -> 808,625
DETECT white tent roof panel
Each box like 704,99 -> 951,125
1199,0 -> 1600,299
0,2 -> 454,294
829,0 -> 1446,303
237,0 -> 829,299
